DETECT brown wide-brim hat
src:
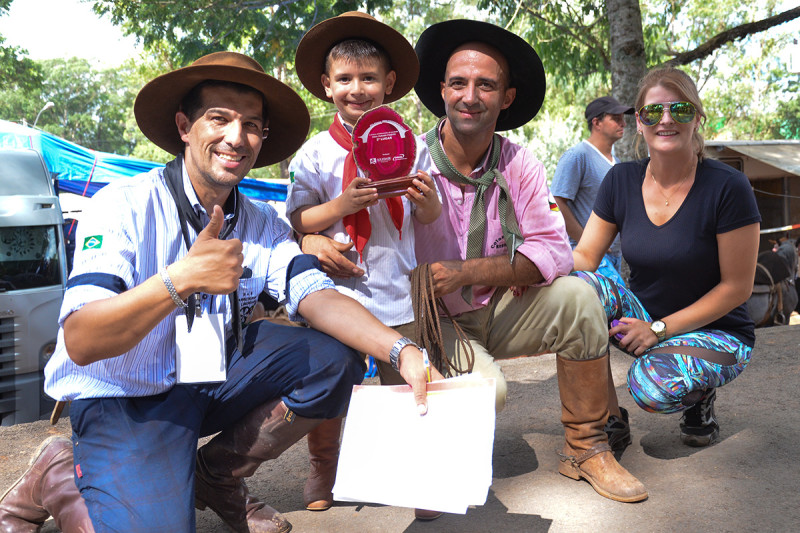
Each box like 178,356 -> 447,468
134,51 -> 310,168
295,11 -> 419,104
414,20 -> 546,131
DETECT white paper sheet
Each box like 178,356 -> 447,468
175,312 -> 227,383
332,376 -> 496,514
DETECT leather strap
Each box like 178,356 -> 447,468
50,400 -> 67,425
561,442 -> 612,465
410,263 -> 475,376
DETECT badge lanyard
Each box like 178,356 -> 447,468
163,154 -> 244,353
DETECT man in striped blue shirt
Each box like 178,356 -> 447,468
0,52 -> 439,533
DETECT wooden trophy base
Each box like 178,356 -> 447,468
358,172 -> 419,199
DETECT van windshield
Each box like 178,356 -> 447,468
0,154 -> 53,196
0,225 -> 62,291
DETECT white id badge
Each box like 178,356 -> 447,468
175,312 -> 227,383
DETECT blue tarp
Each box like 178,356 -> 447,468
0,119 -> 288,201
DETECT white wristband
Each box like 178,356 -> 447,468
160,266 -> 187,308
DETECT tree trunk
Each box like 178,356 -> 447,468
607,0 -> 647,161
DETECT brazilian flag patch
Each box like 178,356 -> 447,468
82,235 -> 103,250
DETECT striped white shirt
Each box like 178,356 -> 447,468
44,164 -> 333,400
286,122 -> 433,326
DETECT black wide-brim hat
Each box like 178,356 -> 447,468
414,20 -> 546,131
295,11 -> 419,104
135,51 -> 310,168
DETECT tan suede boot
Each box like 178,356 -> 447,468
556,354 -> 648,503
0,436 -> 94,533
303,417 -> 343,511
195,399 -> 322,533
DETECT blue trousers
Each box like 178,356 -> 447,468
69,320 -> 364,533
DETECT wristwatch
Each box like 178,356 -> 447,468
389,337 -> 420,371
650,320 -> 667,342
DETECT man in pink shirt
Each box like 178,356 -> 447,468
301,20 -> 647,504
408,20 -> 647,504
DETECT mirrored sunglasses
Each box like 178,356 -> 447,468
637,101 -> 696,126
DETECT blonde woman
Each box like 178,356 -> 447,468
573,67 -> 760,448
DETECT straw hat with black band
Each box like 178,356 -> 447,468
414,20 -> 546,132
135,51 -> 310,168
295,11 -> 419,103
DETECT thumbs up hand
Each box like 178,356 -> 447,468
196,203 -> 226,241
171,205 -> 243,296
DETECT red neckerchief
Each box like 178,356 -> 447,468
328,114 -> 403,261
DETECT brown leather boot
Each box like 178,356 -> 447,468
195,399 -> 322,533
0,436 -> 94,533
303,417 -> 342,511
556,354 -> 647,503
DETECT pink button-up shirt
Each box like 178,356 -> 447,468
414,133 -> 573,315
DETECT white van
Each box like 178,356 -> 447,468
0,148 -> 67,425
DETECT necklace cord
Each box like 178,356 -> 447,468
649,160 -> 696,206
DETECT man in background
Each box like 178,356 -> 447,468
551,96 -> 633,274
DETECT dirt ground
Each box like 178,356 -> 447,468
2,324 -> 799,532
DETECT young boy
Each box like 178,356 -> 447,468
287,11 -> 441,518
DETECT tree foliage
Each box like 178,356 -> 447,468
0,58 -> 138,154
479,0 -> 800,162
0,37 -> 42,92
91,0 -> 394,71
88,0 -> 481,177
4,0 -> 797,175
0,0 -> 42,92
775,78 -> 800,140
480,0 -> 799,85
119,54 -> 184,164
0,2 -> 139,154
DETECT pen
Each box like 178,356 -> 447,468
422,348 -> 431,383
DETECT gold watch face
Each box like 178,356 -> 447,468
651,321 -> 666,337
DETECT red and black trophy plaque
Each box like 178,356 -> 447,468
353,105 -> 419,199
